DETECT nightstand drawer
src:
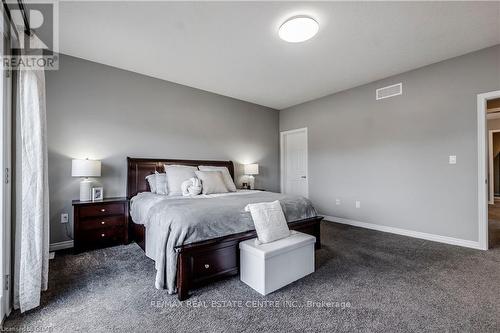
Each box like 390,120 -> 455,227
79,202 -> 125,218
80,215 -> 125,231
79,227 -> 124,245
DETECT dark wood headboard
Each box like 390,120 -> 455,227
126,157 -> 235,198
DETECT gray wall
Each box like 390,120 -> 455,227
280,45 -> 500,242
46,54 -> 279,244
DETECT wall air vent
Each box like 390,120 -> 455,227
376,83 -> 402,100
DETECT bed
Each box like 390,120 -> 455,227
127,157 -> 323,300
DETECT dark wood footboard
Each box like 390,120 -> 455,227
130,216 -> 323,300
174,216 -> 323,301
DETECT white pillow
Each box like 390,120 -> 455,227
245,200 -> 290,244
145,174 -> 157,193
164,165 -> 198,196
194,171 -> 229,195
198,165 -> 237,192
155,172 -> 168,195
145,172 -> 168,195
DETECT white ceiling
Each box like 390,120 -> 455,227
58,1 -> 500,110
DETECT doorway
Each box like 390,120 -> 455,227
280,127 -> 308,198
488,129 -> 500,204
478,92 -> 500,250
486,97 -> 500,249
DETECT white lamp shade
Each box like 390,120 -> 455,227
244,163 -> 259,175
71,159 -> 101,177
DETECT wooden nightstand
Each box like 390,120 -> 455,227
73,197 -> 129,252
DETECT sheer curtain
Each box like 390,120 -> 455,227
13,66 -> 49,312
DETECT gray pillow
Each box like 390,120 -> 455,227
198,165 -> 237,192
195,171 -> 229,195
145,174 -> 157,193
165,165 -> 198,196
145,172 -> 168,195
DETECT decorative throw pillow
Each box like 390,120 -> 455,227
145,173 -> 157,193
145,172 -> 168,195
198,165 -> 237,192
155,172 -> 168,195
245,200 -> 290,244
164,165 -> 198,196
194,171 -> 229,195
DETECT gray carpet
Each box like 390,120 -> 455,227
5,222 -> 500,332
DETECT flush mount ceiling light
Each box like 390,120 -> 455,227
278,16 -> 319,43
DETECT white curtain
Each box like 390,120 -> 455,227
13,67 -> 49,312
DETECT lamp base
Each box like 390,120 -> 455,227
80,178 -> 93,201
248,175 -> 255,190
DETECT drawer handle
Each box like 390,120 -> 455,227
101,221 -> 105,225
100,208 -> 106,212
101,233 -> 105,237
204,264 -> 210,269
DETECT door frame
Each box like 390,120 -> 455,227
280,127 -> 309,198
478,90 -> 500,250
0,22 -> 12,320
0,50 -> 3,325
488,129 -> 500,204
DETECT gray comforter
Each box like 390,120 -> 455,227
130,190 -> 317,293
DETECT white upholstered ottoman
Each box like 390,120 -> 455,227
239,231 -> 315,295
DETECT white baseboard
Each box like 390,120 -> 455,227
49,240 -> 74,252
322,215 -> 483,250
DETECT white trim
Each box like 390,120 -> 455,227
376,82 -> 402,100
280,127 -> 308,198
488,129 -> 500,204
323,215 -> 482,250
478,91 -> 500,251
49,240 -> 74,252
0,35 -> 11,320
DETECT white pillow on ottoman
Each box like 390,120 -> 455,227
245,200 -> 290,244
164,165 -> 198,196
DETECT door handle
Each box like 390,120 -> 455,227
301,176 -> 307,179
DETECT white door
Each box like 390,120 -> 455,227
281,128 -> 308,197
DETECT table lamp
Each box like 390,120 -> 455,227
72,159 -> 101,201
244,163 -> 259,189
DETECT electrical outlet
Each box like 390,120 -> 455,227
335,199 -> 341,205
449,155 -> 457,164
355,201 -> 361,209
61,213 -> 69,224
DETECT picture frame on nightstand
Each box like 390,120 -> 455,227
91,187 -> 104,201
